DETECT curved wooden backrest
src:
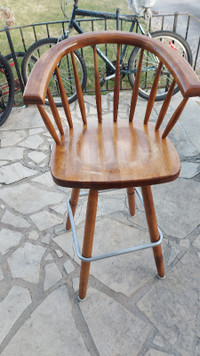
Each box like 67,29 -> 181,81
23,31 -> 200,143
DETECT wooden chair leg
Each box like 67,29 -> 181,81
79,189 -> 98,300
127,187 -> 135,216
66,188 -> 80,230
141,185 -> 165,278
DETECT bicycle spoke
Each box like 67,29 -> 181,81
128,31 -> 192,101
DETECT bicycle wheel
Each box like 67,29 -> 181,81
5,52 -> 25,106
128,30 -> 193,101
0,53 -> 15,126
22,37 -> 87,106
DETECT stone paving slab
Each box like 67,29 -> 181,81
0,93 -> 200,355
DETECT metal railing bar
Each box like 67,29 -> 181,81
46,23 -> 50,38
0,12 -> 199,35
173,12 -> 178,33
4,27 -> 24,91
19,28 -> 27,52
0,11 -> 199,97
61,22 -> 65,36
194,37 -> 200,71
161,15 -> 164,30
185,15 -> 191,40
32,25 -> 38,42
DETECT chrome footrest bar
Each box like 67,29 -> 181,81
67,188 -> 163,263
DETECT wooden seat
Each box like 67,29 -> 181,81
51,119 -> 180,189
23,31 -> 200,300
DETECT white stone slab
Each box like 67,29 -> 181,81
28,231 -> 39,241
0,161 -> 8,167
80,287 -> 151,356
64,260 -> 75,274
29,128 -> 44,135
44,263 -> 62,291
54,217 -> 166,296
32,171 -> 54,188
30,211 -> 63,231
0,130 -> 27,147
145,350 -> 174,356
8,242 -> 46,283
180,239 -> 190,248
0,229 -> 22,255
169,123 -> 199,158
152,178 -> 200,238
19,135 -> 43,149
0,183 -> 64,214
0,162 -> 37,184
41,233 -> 51,244
51,202 -> 67,215
1,210 -> 30,228
0,147 -> 24,161
1,286 -> 89,356
179,161 -> 199,178
72,277 -> 79,293
28,151 -> 47,163
74,190 -> 126,226
55,249 -> 63,257
44,253 -> 54,261
192,234 -> 200,249
137,251 -> 200,356
0,286 -> 31,344
0,107 -> 44,130
0,266 -> 4,281
179,96 -> 200,152
153,335 -> 165,348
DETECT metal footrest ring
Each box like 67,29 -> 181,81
67,188 -> 163,263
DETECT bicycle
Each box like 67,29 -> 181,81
21,0 -> 193,105
5,52 -> 25,106
0,53 -> 15,126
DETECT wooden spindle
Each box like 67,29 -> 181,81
113,44 -> 120,122
37,105 -> 61,144
55,66 -> 73,129
155,79 -> 176,131
47,87 -> 64,135
162,97 -> 188,138
144,61 -> 163,124
93,45 -> 102,123
129,49 -> 144,122
71,51 -> 87,125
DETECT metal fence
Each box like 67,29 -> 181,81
0,11 -> 199,97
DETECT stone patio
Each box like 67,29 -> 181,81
0,92 -> 200,355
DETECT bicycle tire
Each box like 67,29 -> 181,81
128,30 -> 193,101
0,53 -> 15,126
5,52 -> 25,106
22,37 -> 87,106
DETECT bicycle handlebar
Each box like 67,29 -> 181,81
65,0 -> 154,16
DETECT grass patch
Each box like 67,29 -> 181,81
0,1 -> 129,27
0,0 -> 132,56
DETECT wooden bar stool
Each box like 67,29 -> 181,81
23,31 -> 200,300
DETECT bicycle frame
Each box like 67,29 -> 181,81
63,1 -> 148,81
0,68 -> 10,98
9,61 -> 22,94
